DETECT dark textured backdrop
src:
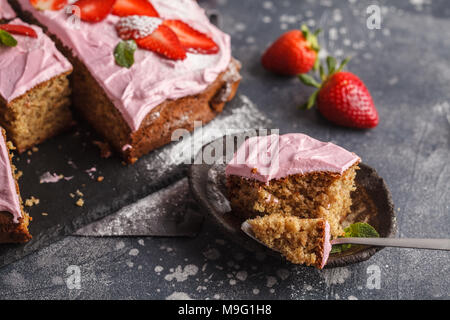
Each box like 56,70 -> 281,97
0,0 -> 449,300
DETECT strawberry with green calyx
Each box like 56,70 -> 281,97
262,24 -> 321,76
299,56 -> 379,129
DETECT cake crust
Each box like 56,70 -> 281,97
0,128 -> 31,243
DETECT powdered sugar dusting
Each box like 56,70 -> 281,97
116,16 -> 163,39
164,264 -> 199,282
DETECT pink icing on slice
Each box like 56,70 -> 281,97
0,128 -> 22,223
16,0 -> 231,132
320,221 -> 332,269
226,134 -> 361,183
0,0 -> 16,20
0,18 -> 72,103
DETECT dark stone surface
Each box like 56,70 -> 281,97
0,0 -> 449,300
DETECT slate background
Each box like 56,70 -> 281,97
0,0 -> 449,300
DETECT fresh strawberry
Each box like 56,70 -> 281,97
135,25 -> 186,60
262,25 -> 321,76
0,24 -> 38,38
112,0 -> 159,17
72,0 -> 116,22
30,0 -> 67,11
162,19 -> 218,54
299,57 -> 379,129
116,16 -> 162,40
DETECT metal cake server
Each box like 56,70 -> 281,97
241,221 -> 450,251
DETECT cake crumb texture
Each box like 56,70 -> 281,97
248,214 -> 326,268
0,73 -> 73,152
228,164 -> 359,238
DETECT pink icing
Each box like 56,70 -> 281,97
0,18 -> 72,102
0,0 -> 16,20
16,0 -> 232,132
320,221 -> 332,269
226,134 -> 361,183
0,128 -> 21,223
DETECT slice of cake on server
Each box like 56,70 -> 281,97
226,133 -> 361,239
0,14 -> 73,152
13,0 -> 241,163
0,127 -> 31,243
246,214 -> 331,269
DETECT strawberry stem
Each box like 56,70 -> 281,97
326,56 -> 337,75
336,57 -> 351,73
298,56 -> 352,111
300,89 -> 319,110
299,74 -> 321,88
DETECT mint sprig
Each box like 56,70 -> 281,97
114,40 -> 137,68
0,29 -> 18,47
331,222 -> 380,254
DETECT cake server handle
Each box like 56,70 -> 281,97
331,238 -> 450,251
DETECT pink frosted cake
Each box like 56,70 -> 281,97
0,127 -> 31,243
13,0 -> 241,163
0,0 -> 16,21
0,17 -> 73,152
226,133 -> 361,238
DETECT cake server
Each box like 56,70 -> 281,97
241,221 -> 450,251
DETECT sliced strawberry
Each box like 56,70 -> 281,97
162,19 -> 219,54
112,0 -> 159,17
72,0 -> 116,22
0,24 -> 38,38
30,0 -> 68,11
116,16 -> 162,40
135,25 -> 186,60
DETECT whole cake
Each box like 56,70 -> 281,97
12,0 -> 241,163
0,17 -> 73,152
226,133 -> 360,238
247,214 -> 331,269
0,0 -> 16,21
0,127 -> 31,243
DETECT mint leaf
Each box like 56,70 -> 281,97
0,29 -> 17,47
345,222 -> 380,238
114,40 -> 137,68
331,222 -> 379,254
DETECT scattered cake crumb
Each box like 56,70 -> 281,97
97,176 -> 104,182
41,212 -> 48,216
76,189 -> 84,197
31,146 -> 39,152
69,193 -> 75,198
25,196 -> 40,207
6,141 -> 15,150
76,198 -> 84,207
